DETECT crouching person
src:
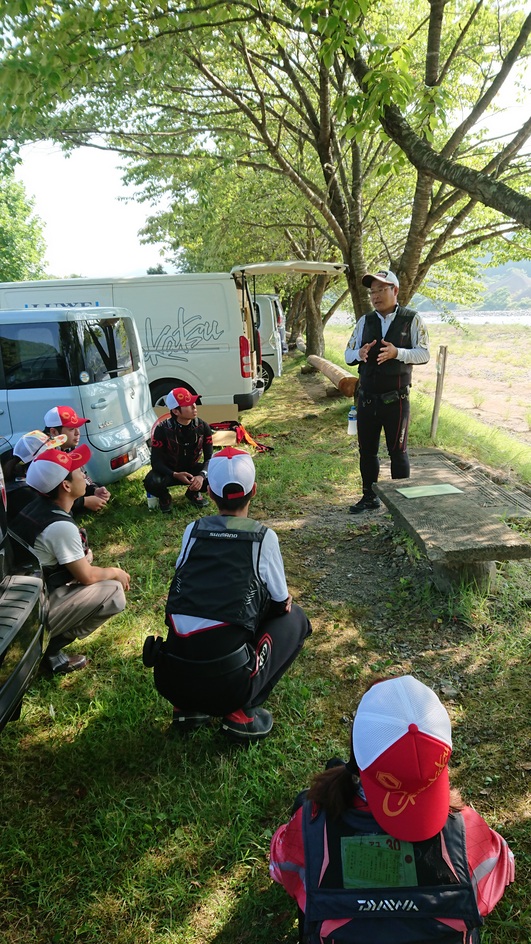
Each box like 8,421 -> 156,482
270,675 -> 514,943
145,447 -> 311,743
10,447 -> 130,675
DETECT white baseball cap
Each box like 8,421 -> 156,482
362,269 -> 399,289
13,430 -> 68,465
207,447 -> 255,499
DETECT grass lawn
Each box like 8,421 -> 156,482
1,329 -> 530,943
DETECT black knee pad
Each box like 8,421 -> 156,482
142,634 -> 164,667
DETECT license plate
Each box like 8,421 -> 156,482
137,442 -> 150,466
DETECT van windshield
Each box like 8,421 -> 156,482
0,317 -> 140,388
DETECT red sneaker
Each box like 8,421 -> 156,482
221,706 -> 273,743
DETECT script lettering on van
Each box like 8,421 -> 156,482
143,310 -> 224,366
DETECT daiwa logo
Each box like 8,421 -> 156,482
356,899 -> 419,912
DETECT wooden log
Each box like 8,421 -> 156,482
307,355 -> 358,398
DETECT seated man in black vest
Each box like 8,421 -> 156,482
270,675 -> 514,944
143,387 -> 212,513
10,446 -> 130,675
345,269 -> 430,514
145,447 -> 311,743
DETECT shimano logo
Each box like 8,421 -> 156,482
209,532 -> 238,539
356,899 -> 419,912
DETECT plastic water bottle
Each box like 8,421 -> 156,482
146,492 -> 158,510
347,405 -> 357,436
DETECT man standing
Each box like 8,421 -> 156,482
345,269 -> 429,514
10,447 -> 130,675
143,387 -> 213,513
145,447 -> 311,743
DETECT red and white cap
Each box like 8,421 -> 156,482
44,406 -> 89,429
353,675 -> 452,842
361,269 -> 399,289
26,445 -> 91,494
166,387 -> 200,410
207,447 -> 255,500
13,430 -> 68,465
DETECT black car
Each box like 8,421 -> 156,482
0,439 -> 48,732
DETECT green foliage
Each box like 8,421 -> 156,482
0,174 -> 46,281
0,0 -> 530,316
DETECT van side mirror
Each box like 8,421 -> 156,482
253,302 -> 261,328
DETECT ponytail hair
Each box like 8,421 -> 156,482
307,752 -> 361,820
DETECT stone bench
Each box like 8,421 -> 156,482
373,448 -> 531,591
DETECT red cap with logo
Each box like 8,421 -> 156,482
26,445 -> 91,494
44,406 -> 89,429
166,387 -> 200,410
352,675 -> 452,842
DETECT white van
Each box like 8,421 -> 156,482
0,307 -> 156,484
254,294 -> 283,390
0,273 -> 262,413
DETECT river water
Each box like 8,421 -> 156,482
330,309 -> 531,326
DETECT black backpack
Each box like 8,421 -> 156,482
301,802 -> 483,943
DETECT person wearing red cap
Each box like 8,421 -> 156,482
44,405 -> 111,515
10,447 -> 130,675
144,447 -> 312,742
345,270 -> 430,514
270,675 -> 514,943
143,387 -> 213,513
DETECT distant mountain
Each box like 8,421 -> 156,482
413,262 -> 531,311
479,265 -> 531,310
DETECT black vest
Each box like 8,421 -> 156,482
10,495 -> 79,591
359,307 -> 415,394
165,516 -> 271,634
302,802 -> 483,943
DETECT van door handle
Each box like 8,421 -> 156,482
91,399 -> 108,410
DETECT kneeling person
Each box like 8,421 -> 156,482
10,446 -> 130,675
44,405 -> 111,515
148,447 -> 311,742
143,387 -> 212,513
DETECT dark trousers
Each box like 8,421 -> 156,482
144,464 -> 207,503
153,603 -> 312,717
357,392 -> 410,494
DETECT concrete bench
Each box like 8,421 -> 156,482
373,448 -> 531,591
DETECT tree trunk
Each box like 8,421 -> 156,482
304,274 -> 330,357
287,289 -> 306,346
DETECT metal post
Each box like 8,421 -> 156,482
430,345 -> 447,441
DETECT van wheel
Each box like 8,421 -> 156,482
259,363 -> 274,391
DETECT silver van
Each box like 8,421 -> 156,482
0,307 -> 156,484
254,294 -> 283,390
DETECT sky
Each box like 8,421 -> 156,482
15,142 -> 174,279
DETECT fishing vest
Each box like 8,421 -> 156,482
359,308 -> 415,393
301,802 -> 483,943
165,516 -> 271,634
9,495 -> 81,591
